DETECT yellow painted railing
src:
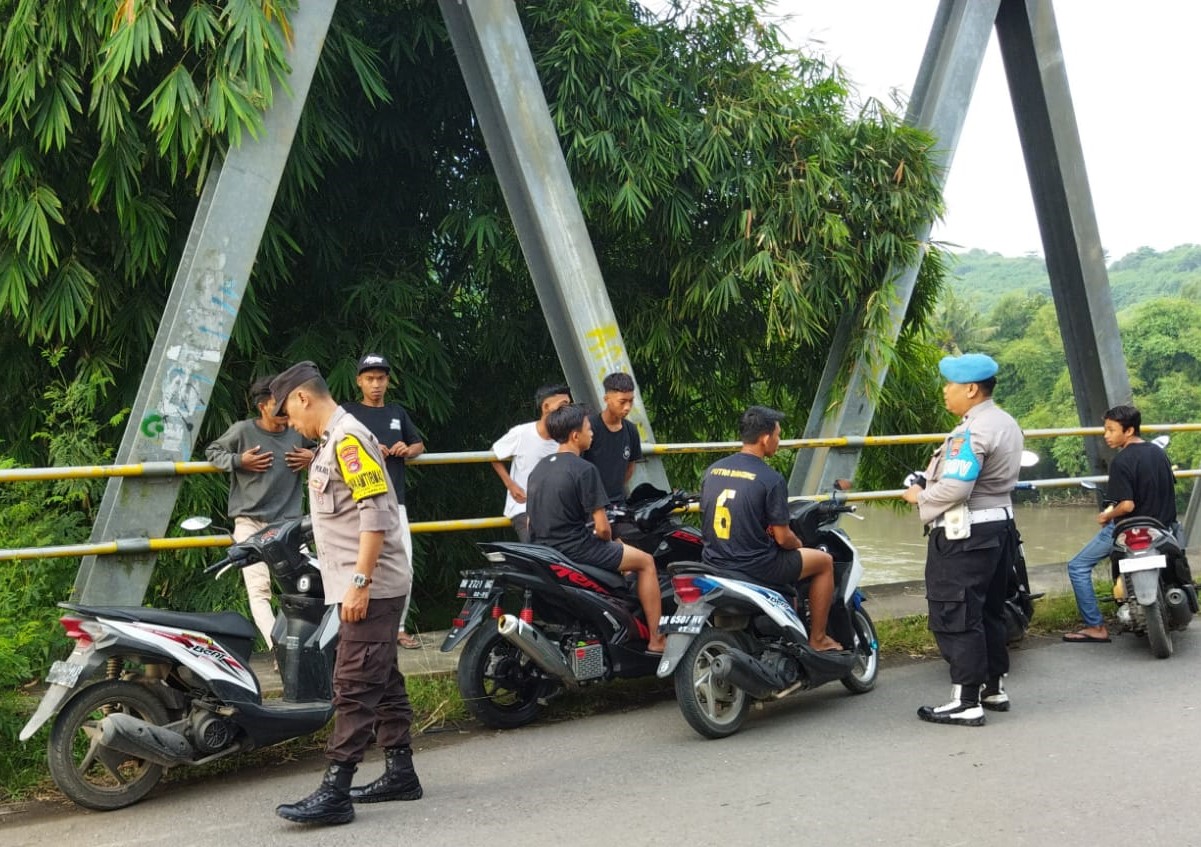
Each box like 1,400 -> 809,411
1,424 -> 1197,561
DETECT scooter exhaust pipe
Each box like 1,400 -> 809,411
1165,587 -> 1192,628
710,649 -> 793,699
497,615 -> 579,686
97,712 -> 195,767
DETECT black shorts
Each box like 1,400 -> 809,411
560,537 -> 625,572
750,548 -> 802,585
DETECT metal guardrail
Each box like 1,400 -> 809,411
1,424 -> 1198,561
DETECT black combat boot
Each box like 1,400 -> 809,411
349,746 -> 423,803
276,762 -> 357,824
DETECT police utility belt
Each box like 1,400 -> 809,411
928,504 -> 1013,540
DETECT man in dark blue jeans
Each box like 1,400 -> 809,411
1063,404 -> 1178,643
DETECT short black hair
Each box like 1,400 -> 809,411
1104,404 -> 1141,435
250,376 -> 275,408
738,405 -> 786,444
975,376 -> 996,397
534,383 -> 572,414
602,372 -> 635,394
545,403 -> 588,443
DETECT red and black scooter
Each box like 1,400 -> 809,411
440,487 -> 700,729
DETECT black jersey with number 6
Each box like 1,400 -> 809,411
700,451 -> 790,574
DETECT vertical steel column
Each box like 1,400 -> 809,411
73,1 -> 338,605
437,0 -> 668,489
993,0 -> 1131,469
789,0 -> 1000,495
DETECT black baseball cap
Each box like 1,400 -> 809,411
270,361 -> 323,416
357,353 -> 391,374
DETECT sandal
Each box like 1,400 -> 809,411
396,631 -> 422,650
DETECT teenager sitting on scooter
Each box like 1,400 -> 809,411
1062,404 -> 1178,644
699,406 -> 843,653
526,403 -> 668,653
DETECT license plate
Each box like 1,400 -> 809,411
659,614 -> 706,635
45,660 -> 85,688
457,577 -> 495,599
1119,554 -> 1167,574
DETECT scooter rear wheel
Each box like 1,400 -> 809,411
674,628 -> 750,739
1143,582 -> 1174,660
458,629 -> 553,729
47,679 -> 169,811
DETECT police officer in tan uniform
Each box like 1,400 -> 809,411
902,353 -> 1024,727
269,362 -> 422,825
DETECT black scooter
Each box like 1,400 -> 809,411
439,487 -> 701,730
19,517 -> 337,811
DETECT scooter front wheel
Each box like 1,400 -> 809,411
458,629 -> 554,729
841,607 -> 880,694
674,628 -> 750,739
47,679 -> 169,811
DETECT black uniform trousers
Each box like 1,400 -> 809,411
326,594 -> 414,764
924,519 -> 1019,687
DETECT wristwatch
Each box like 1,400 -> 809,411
351,572 -> 372,589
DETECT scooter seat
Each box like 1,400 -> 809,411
59,602 -> 260,642
480,542 -> 628,592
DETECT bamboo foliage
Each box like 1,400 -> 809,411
0,0 -> 949,500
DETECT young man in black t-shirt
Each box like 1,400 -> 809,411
343,353 -> 426,649
1064,404 -> 1178,643
581,372 -> 643,503
700,406 -> 842,652
527,404 -> 667,653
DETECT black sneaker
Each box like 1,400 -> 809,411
980,676 -> 1010,712
917,685 -> 985,726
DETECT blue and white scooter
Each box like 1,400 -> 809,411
657,483 -> 879,738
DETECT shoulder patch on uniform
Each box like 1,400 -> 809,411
337,434 -> 389,500
942,431 -> 981,482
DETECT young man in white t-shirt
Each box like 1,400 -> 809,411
490,383 -> 572,541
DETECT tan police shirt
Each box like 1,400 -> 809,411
917,398 -> 1024,525
308,406 -> 412,603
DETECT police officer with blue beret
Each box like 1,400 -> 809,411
902,353 -> 1025,726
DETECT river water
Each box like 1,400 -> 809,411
849,503 -> 1098,585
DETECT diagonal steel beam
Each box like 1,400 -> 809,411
73,1 -> 338,605
437,0 -> 668,490
790,0 -> 1000,495
993,0 -> 1131,446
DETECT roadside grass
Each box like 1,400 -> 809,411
3,585 -> 1112,807
874,582 -> 1114,658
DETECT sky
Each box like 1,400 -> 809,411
779,1 -> 1201,260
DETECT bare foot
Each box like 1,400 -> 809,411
647,635 -> 668,654
809,635 -> 843,652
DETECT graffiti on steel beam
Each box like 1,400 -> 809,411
147,269 -> 237,459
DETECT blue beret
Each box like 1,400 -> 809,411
939,353 -> 998,384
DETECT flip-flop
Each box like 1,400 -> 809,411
1062,632 -> 1111,643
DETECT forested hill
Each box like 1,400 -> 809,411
946,244 -> 1201,313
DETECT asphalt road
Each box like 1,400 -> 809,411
5,630 -> 1200,847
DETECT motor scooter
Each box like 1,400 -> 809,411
1083,437 -> 1194,658
439,487 -> 702,730
656,482 -> 880,739
19,517 -> 337,811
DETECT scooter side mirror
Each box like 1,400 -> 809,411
1080,481 -> 1098,491
1152,435 -> 1170,450
832,478 -> 852,491
179,516 -> 213,532
1019,450 -> 1040,468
